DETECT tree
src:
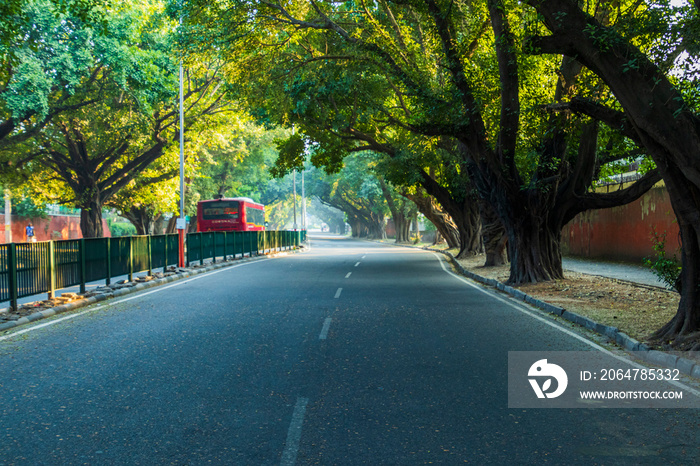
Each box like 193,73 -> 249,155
403,187 -> 461,250
522,0 -> 700,345
5,2 -> 233,237
221,0 -> 660,283
0,0 -> 105,156
309,197 -> 346,234
378,177 -> 417,243
305,156 -> 389,239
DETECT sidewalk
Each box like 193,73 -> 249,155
562,257 -> 668,289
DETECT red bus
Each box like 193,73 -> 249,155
196,197 -> 265,232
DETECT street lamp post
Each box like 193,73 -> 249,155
301,169 -> 306,230
177,10 -> 186,267
293,170 -> 298,231
4,189 -> 11,243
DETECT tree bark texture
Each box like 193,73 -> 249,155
79,197 -> 104,238
418,171 -> 483,258
404,189 -> 460,250
479,200 -> 508,266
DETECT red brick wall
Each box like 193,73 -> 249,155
0,214 -> 112,243
561,184 -> 680,262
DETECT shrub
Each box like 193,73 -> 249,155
108,221 -> 136,237
643,227 -> 681,292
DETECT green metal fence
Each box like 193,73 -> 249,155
0,230 -> 304,311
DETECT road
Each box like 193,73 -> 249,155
0,234 -> 698,465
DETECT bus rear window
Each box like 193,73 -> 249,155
202,201 -> 239,220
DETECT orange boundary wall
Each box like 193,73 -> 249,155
561,184 -> 680,263
0,214 -> 111,243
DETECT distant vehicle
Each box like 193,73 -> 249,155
196,196 -> 265,232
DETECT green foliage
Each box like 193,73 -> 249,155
643,227 -> 681,292
1,0 -> 236,237
108,219 -> 137,237
272,133 -> 306,177
12,196 -> 47,219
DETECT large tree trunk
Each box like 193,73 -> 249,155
452,201 -> 483,259
418,171 -> 483,257
404,190 -> 460,249
121,205 -> 152,236
651,197 -> 700,347
165,216 -> 177,234
394,213 -> 411,242
480,200 -> 508,266
153,214 -> 166,235
368,214 -> 387,240
79,197 -> 104,238
505,213 -> 564,284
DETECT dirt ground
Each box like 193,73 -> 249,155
445,250 -> 679,346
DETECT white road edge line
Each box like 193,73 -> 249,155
280,397 -> 309,466
430,252 -> 700,398
0,259 -> 269,342
345,272 -> 352,279
334,288 -> 343,299
319,318 -> 332,340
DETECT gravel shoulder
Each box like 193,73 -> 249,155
446,250 -> 678,345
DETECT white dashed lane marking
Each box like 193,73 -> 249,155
280,397 -> 309,466
319,318 -> 332,340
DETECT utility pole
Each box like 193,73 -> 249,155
301,169 -> 306,230
293,170 -> 298,231
4,189 -> 11,243
176,4 -> 186,267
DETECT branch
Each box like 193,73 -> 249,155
562,168 -> 662,224
548,97 -> 641,144
489,0 -> 520,170
524,34 -> 578,57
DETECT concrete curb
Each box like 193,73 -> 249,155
381,241 -> 698,379
0,247 -> 305,334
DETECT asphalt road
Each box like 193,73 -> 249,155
0,234 -> 698,465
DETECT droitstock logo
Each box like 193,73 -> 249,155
528,359 -> 568,399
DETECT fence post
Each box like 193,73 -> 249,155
223,232 -> 228,261
79,238 -> 86,294
163,235 -> 168,271
106,238 -> 112,285
8,243 -> 17,312
199,233 -> 204,266
128,236 -> 133,282
147,235 -> 152,276
212,233 -> 217,264
48,241 -> 55,299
